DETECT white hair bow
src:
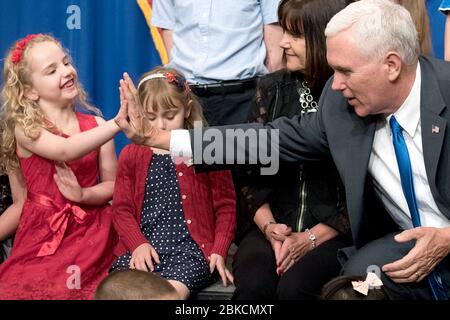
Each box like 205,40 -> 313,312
351,272 -> 383,296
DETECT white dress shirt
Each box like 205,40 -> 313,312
170,129 -> 192,161
369,63 -> 450,229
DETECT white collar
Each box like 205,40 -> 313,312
387,63 -> 421,137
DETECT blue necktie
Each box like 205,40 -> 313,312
390,116 -> 447,300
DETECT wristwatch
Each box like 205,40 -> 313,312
305,228 -> 317,249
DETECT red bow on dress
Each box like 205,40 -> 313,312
37,203 -> 87,257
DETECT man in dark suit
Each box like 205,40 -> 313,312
117,0 -> 450,299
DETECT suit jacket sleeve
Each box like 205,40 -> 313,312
190,81 -> 334,167
266,84 -> 332,162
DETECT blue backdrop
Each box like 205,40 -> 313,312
0,0 -> 446,154
0,0 -> 162,154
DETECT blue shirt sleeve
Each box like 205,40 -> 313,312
151,0 -> 175,29
261,0 -> 281,24
439,0 -> 450,13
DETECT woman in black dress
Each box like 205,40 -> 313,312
0,172 -> 26,264
232,0 -> 355,300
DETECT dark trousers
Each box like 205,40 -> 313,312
197,88 -> 255,126
340,231 -> 450,299
232,228 -> 349,300
198,89 -> 256,243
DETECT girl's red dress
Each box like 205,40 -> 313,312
0,113 -> 117,299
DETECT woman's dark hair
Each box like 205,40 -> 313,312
321,275 -> 389,300
278,0 -> 355,88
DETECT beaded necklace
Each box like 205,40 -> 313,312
296,80 -> 318,114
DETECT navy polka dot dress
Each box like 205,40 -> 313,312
111,154 -> 212,292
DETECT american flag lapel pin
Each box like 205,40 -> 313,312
432,125 -> 440,134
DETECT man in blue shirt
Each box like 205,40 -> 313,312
152,0 -> 284,125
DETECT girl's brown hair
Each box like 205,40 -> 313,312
136,66 -> 205,129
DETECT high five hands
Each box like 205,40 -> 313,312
115,73 -> 170,149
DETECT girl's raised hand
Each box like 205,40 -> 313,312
116,73 -> 170,149
130,242 -> 160,272
53,162 -> 83,203
209,253 -> 234,287
116,74 -> 151,145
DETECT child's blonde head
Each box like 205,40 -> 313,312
136,67 -> 205,129
0,34 -> 100,174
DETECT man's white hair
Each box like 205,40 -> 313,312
325,0 -> 420,65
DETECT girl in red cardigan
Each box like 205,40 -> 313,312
111,67 -> 236,299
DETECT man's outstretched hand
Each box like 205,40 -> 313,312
115,72 -> 170,149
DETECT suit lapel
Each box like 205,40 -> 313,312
421,113 -> 446,187
419,58 -> 447,201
